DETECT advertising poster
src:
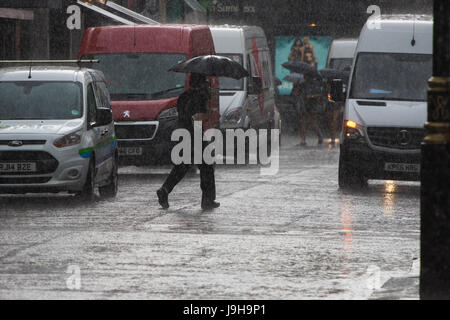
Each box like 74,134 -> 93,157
275,35 -> 333,95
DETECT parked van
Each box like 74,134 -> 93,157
0,66 -> 118,198
78,24 -> 219,165
339,15 -> 432,188
209,26 -> 279,132
326,38 -> 358,71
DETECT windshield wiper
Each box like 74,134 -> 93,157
110,93 -> 153,100
150,86 -> 185,98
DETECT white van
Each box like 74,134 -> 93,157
209,25 -> 280,131
339,15 -> 432,188
326,38 -> 358,71
0,66 -> 118,198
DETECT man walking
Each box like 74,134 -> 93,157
156,73 -> 220,210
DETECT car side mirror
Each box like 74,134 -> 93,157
330,79 -> 345,102
95,108 -> 113,127
249,77 -> 262,95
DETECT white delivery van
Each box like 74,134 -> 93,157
326,38 -> 358,71
339,15 -> 432,188
0,66 -> 118,199
210,25 -> 280,131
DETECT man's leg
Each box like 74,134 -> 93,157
157,163 -> 191,208
199,163 -> 219,209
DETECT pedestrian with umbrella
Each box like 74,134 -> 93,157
283,63 -> 324,146
157,55 -> 248,210
318,69 -> 350,146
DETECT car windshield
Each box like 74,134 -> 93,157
329,58 -> 353,71
83,53 -> 187,101
0,81 -> 83,120
217,53 -> 244,90
350,52 -> 432,101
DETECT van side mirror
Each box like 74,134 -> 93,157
330,79 -> 345,102
95,108 -> 113,127
249,77 -> 263,95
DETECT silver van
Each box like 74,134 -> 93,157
0,66 -> 118,199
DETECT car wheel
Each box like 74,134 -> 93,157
338,151 -> 367,189
99,156 -> 119,198
77,158 -> 96,201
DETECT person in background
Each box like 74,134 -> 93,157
156,73 -> 219,210
292,73 -> 324,146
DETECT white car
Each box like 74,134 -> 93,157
0,66 -> 118,199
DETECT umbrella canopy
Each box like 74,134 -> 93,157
282,61 -> 320,77
169,55 -> 249,79
274,77 -> 282,86
283,73 -> 305,84
319,68 -> 350,82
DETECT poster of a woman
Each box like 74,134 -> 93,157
275,35 -> 332,95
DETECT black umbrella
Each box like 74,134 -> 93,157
283,73 -> 305,84
274,77 -> 282,86
319,68 -> 350,82
169,55 -> 249,79
282,61 -> 320,77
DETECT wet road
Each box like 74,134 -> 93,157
0,135 -> 420,299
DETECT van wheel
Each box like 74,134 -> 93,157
338,152 -> 367,189
77,159 -> 96,201
99,158 -> 118,198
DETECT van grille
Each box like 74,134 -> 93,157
0,140 -> 46,146
367,127 -> 425,150
0,151 -> 58,175
115,123 -> 157,140
0,177 -> 51,184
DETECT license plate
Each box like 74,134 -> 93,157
119,147 -> 143,156
384,162 -> 420,173
0,162 -> 37,173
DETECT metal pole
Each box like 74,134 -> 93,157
420,0 -> 450,300
159,0 -> 166,23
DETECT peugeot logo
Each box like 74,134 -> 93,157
397,130 -> 411,146
123,110 -> 131,118
8,140 -> 23,147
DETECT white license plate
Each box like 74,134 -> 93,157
119,147 -> 143,156
384,162 -> 420,173
0,162 -> 37,173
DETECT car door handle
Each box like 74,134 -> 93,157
101,129 -> 109,136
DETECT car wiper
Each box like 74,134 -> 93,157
110,93 -> 153,100
150,86 -> 185,98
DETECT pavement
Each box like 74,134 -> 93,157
0,132 -> 423,300
369,259 -> 419,300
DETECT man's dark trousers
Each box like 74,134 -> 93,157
162,162 -> 216,203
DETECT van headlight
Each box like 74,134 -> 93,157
158,107 -> 178,120
344,120 -> 365,142
53,130 -> 83,148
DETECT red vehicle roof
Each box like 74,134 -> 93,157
78,24 -> 215,57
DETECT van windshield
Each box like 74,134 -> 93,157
350,52 -> 432,101
83,53 -> 187,101
0,81 -> 83,120
217,54 -> 244,91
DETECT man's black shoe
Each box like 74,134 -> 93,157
157,188 -> 169,209
201,200 -> 220,210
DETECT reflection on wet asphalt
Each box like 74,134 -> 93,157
0,135 -> 420,299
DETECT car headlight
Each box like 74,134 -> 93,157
343,120 -> 365,142
158,107 -> 178,120
53,130 -> 83,148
